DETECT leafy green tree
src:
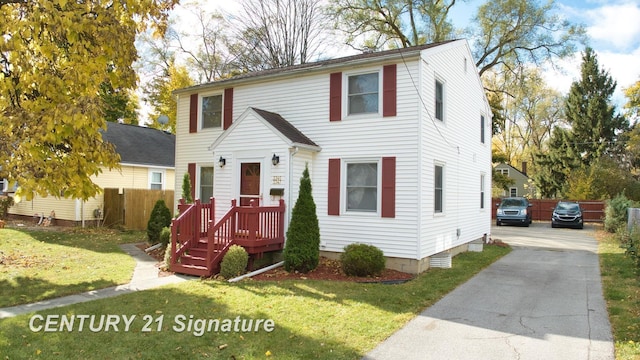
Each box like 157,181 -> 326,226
0,0 -> 176,201
99,81 -> 139,125
284,164 -> 320,273
564,158 -> 634,201
144,60 -> 193,133
327,0 -> 456,50
565,47 -> 628,166
624,78 -> 640,122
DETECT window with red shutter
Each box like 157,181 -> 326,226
328,158 -> 341,215
382,64 -> 397,117
189,94 -> 198,133
381,157 -> 396,218
330,72 -> 342,121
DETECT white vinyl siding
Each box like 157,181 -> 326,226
175,39 -> 491,262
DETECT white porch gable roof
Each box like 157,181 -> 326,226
208,107 -> 321,152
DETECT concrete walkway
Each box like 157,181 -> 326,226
0,243 -> 190,319
364,223 -> 614,360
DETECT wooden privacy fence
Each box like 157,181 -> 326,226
104,188 -> 174,230
491,198 -> 605,222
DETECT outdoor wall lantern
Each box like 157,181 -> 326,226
218,156 -> 226,168
272,154 -> 280,166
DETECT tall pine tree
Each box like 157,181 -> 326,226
565,47 -> 628,166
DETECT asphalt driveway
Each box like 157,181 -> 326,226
364,222 -> 614,360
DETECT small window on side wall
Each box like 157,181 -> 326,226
150,171 -> 163,190
435,80 -> 444,121
347,72 -> 379,115
202,94 -> 222,129
435,164 -> 444,213
481,115 -> 485,144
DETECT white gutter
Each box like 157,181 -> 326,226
228,261 -> 284,283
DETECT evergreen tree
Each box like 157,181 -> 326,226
283,164 -> 320,273
532,127 -> 580,198
147,200 -> 172,244
565,47 -> 628,166
181,173 -> 193,204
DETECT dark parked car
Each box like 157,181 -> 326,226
551,201 -> 584,229
496,197 -> 532,227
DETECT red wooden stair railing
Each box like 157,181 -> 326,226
170,198 -> 285,277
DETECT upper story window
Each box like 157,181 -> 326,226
498,168 -> 509,176
435,79 -> 444,121
202,94 -> 222,129
347,72 -> 379,115
149,170 -> 164,190
481,115 -> 486,143
346,162 -> 378,212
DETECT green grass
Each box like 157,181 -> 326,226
597,230 -> 640,360
0,245 -> 510,359
0,228 -> 141,307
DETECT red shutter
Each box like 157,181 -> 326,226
381,157 -> 396,218
383,64 -> 397,117
223,88 -> 233,130
189,94 -> 198,133
188,163 -> 196,201
329,72 -> 342,121
328,158 -> 341,215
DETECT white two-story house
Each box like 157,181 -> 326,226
172,39 -> 492,274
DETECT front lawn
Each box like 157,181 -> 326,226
0,245 -> 510,359
597,230 -> 640,359
0,228 -> 140,307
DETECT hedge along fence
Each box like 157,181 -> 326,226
491,198 -> 605,222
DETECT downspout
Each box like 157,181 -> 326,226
287,146 -> 299,224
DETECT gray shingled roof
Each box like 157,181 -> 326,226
175,40 -> 458,94
101,122 -> 175,167
251,108 -> 319,148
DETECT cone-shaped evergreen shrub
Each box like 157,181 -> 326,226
147,200 -> 172,244
182,173 -> 193,204
284,164 -> 320,273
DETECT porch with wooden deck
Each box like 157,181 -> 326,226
170,198 -> 285,277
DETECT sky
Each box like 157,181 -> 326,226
450,0 -> 640,109
153,0 -> 640,123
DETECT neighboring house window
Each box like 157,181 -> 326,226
435,164 -> 444,213
346,162 -> 378,212
435,79 -> 444,121
498,168 -> 509,176
201,94 -> 222,129
480,115 -> 485,144
0,179 -> 5,194
480,174 -> 485,209
149,170 -> 164,190
347,72 -> 379,115
510,187 -> 517,197
200,166 -> 214,204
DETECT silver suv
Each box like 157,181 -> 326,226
496,197 -> 532,227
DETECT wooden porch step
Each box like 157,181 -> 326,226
181,254 -> 206,267
170,263 -> 210,277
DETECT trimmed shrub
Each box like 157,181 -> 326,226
341,243 -> 386,277
147,200 -> 172,244
0,195 -> 14,220
159,227 -> 171,247
162,245 -> 172,271
604,194 -> 633,233
283,164 -> 320,273
220,245 -> 249,279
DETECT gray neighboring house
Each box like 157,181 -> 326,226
494,162 -> 533,198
